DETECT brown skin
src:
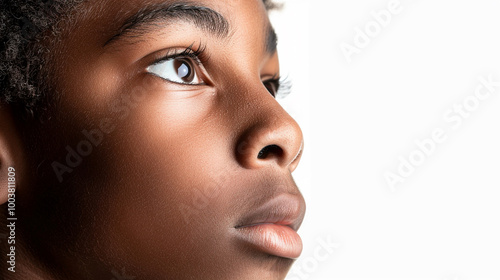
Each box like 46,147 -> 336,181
0,0 -> 304,279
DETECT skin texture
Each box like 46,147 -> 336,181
0,0 -> 305,279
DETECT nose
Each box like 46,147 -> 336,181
234,86 -> 303,172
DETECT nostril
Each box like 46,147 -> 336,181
257,144 -> 283,160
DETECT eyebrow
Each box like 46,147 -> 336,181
104,3 -> 229,46
103,2 -> 278,54
266,25 -> 278,54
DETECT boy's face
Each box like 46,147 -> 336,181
22,0 -> 304,279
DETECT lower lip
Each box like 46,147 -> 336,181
236,223 -> 303,259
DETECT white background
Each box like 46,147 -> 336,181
270,1 -> 500,279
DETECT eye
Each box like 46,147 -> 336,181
263,76 -> 292,98
147,57 -> 203,85
264,79 -> 280,97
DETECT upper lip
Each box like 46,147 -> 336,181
235,193 -> 306,232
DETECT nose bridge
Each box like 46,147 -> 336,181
229,80 -> 303,172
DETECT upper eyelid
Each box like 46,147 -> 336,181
262,75 -> 281,86
151,48 -> 204,66
147,41 -> 207,62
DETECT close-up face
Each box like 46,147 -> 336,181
12,0 -> 305,279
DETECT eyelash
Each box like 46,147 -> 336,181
152,43 -> 208,66
150,44 -> 292,98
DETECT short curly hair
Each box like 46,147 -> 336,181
0,0 -> 278,119
0,0 -> 84,119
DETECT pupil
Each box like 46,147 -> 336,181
175,59 -> 192,82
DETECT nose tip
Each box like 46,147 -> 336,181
235,117 -> 303,172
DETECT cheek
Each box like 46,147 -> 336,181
76,82 -> 238,263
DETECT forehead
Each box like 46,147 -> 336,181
72,0 -> 275,53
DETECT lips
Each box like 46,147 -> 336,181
234,194 -> 306,259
